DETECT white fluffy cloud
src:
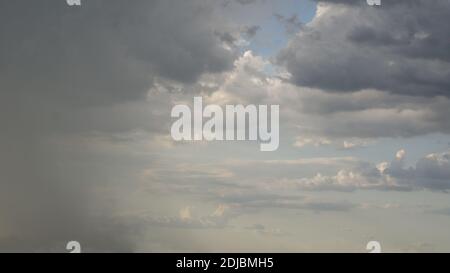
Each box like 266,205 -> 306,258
282,149 -> 450,192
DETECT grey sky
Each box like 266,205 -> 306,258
1,0 -> 449,252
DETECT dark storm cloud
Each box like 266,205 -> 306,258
293,89 -> 450,138
0,132 -> 143,252
0,0 -> 234,107
278,0 -> 450,98
0,0 -> 236,252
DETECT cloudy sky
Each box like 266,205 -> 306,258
1,0 -> 450,252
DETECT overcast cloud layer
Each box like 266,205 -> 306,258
0,0 -> 236,252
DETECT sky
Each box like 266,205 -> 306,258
1,0 -> 450,252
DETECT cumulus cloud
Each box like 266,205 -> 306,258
198,49 -> 450,140
283,149 -> 450,192
143,157 -> 360,216
278,0 -> 450,98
